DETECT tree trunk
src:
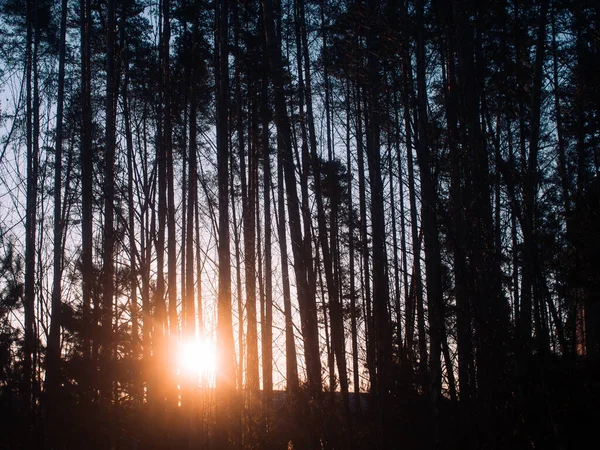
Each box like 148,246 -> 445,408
277,142 -> 299,394
215,0 -> 237,446
231,162 -> 244,392
23,0 -> 38,415
399,1 -> 425,375
163,0 -> 179,343
122,40 -> 140,401
261,70 -> 274,406
521,0 -> 549,347
439,0 -> 474,435
155,0 -> 168,406
354,81 -> 374,388
262,0 -> 322,397
244,94 -> 259,396
45,0 -> 68,411
185,37 -> 198,338
387,84 -> 404,359
416,0 -> 443,412
366,2 -> 393,446
346,78 -> 361,408
101,0 -> 117,404
80,0 -> 93,387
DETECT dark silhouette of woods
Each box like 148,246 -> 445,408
0,0 -> 598,449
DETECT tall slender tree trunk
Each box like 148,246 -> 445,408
101,0 -> 117,404
438,1 -> 474,436
46,0 -> 68,411
354,81 -> 374,388
155,0 -> 168,406
454,1 -> 512,445
185,45 -> 198,338
215,0 -> 237,446
231,165 -> 244,392
415,0 -> 443,413
262,0 -> 321,397
277,148 -> 299,394
261,72 -> 274,407
140,120 -> 154,402
346,79 -> 361,408
366,2 -> 393,446
297,0 -> 350,421
387,88 -> 404,359
122,40 -> 140,401
399,1 -> 424,372
392,71 -> 411,369
195,187 -> 203,334
24,0 -> 38,415
244,97 -> 259,396
80,0 -> 94,376
163,0 -> 179,342
522,0 -> 549,349
294,1 -> 316,312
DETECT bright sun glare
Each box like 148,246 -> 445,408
177,338 -> 216,382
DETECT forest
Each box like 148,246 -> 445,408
0,0 -> 598,448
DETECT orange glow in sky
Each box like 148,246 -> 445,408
177,337 -> 216,383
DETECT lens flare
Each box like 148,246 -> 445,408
177,337 -> 216,382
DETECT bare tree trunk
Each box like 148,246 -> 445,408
195,195 -> 203,334
261,72 -> 273,406
346,79 -> 361,409
262,0 -> 321,397
393,71 -> 411,369
551,4 -> 570,355
155,0 -> 168,406
416,0 -> 443,411
185,41 -> 198,338
244,96 -> 259,396
140,113 -> 155,402
24,0 -> 38,416
438,2 -> 474,438
399,0 -> 424,374
521,0 -> 549,346
454,1 -> 514,444
365,3 -> 393,446
296,0 -> 350,421
276,145 -> 299,394
231,163 -> 243,391
163,0 -> 179,342
354,81 -> 374,388
101,0 -> 117,405
122,40 -> 140,402
387,88 -> 404,359
294,1 -> 317,314
215,0 -> 237,446
244,87 -> 260,446
79,0 -> 94,399
232,0 -> 244,394
46,0 -> 68,410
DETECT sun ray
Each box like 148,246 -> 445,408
177,337 -> 216,384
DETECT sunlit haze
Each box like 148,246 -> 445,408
177,337 -> 216,384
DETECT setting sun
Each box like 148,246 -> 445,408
177,337 -> 217,383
